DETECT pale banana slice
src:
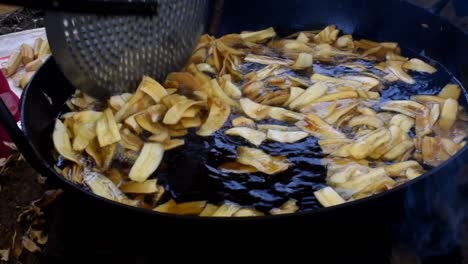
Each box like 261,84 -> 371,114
429,103 -> 440,127
225,127 -> 266,146
212,203 -> 242,217
138,76 -> 168,103
411,95 -> 446,105
129,143 -> 164,182
161,139 -> 185,150
312,91 -> 358,103
314,187 -> 345,207
231,116 -> 256,128
120,179 -> 159,194
154,200 -> 207,215
197,98 -> 231,136
284,87 -> 305,106
402,58 -> 437,74
390,114 -> 414,132
438,84 -> 461,100
383,160 -> 421,177
240,27 -> 276,43
84,171 -> 129,203
96,108 -> 121,147
440,138 -> 460,156
233,208 -> 265,217
325,103 -> 359,124
296,112 -> 347,139
240,97 -> 270,120
438,98 -> 458,130
199,204 -> 219,216
338,168 -> 388,193
53,119 -> 80,163
349,128 -> 391,159
266,130 -> 308,143
380,100 -> 426,118
387,61 -> 415,84
318,138 -> 353,154
341,75 -> 380,90
236,146 -> 290,175
270,199 -> 298,215
209,79 -> 239,107
382,140 -> 414,161
290,52 -> 313,70
257,124 -> 300,132
288,82 -> 328,109
163,99 -> 203,125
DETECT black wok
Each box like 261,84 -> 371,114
1,0 -> 468,261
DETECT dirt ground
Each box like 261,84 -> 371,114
0,156 -> 45,263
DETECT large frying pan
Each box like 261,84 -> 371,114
1,0 -> 468,261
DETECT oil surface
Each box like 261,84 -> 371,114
55,47 -> 463,213
155,48 -> 462,213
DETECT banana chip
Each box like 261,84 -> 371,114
236,146 -> 290,175
53,119 -> 80,163
160,139 -> 184,150
438,84 -> 461,100
163,99 -> 203,125
71,111 -> 103,151
84,171 -> 129,203
120,179 -> 159,194
266,130 -> 308,143
438,98 -> 458,130
96,109 -> 121,147
348,115 -> 384,128
240,27 -> 276,43
325,103 -> 359,124
154,200 -> 207,215
380,100 -> 426,118
270,199 -> 298,215
212,203 -> 242,217
314,187 -> 345,207
402,58 -> 437,74
129,143 -> 164,182
387,61 -> 415,84
240,97 -> 270,120
231,116 -> 256,128
209,79 -> 239,107
390,114 -> 414,132
139,76 -> 168,103
312,91 -> 358,103
288,82 -> 328,109
296,113 -> 346,139
234,208 -> 265,217
120,128 -> 144,151
181,116 -> 202,128
197,98 -> 231,136
225,127 -> 266,146
166,72 -> 203,91
349,128 -> 391,159
199,204 -> 219,216
290,52 -> 313,69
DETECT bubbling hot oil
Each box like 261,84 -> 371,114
153,48 -> 464,214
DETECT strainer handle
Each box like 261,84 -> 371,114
0,0 -> 158,15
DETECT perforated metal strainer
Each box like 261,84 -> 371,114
44,0 -> 209,99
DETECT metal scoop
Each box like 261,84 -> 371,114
2,0 -> 209,99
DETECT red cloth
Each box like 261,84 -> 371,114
0,72 -> 20,158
